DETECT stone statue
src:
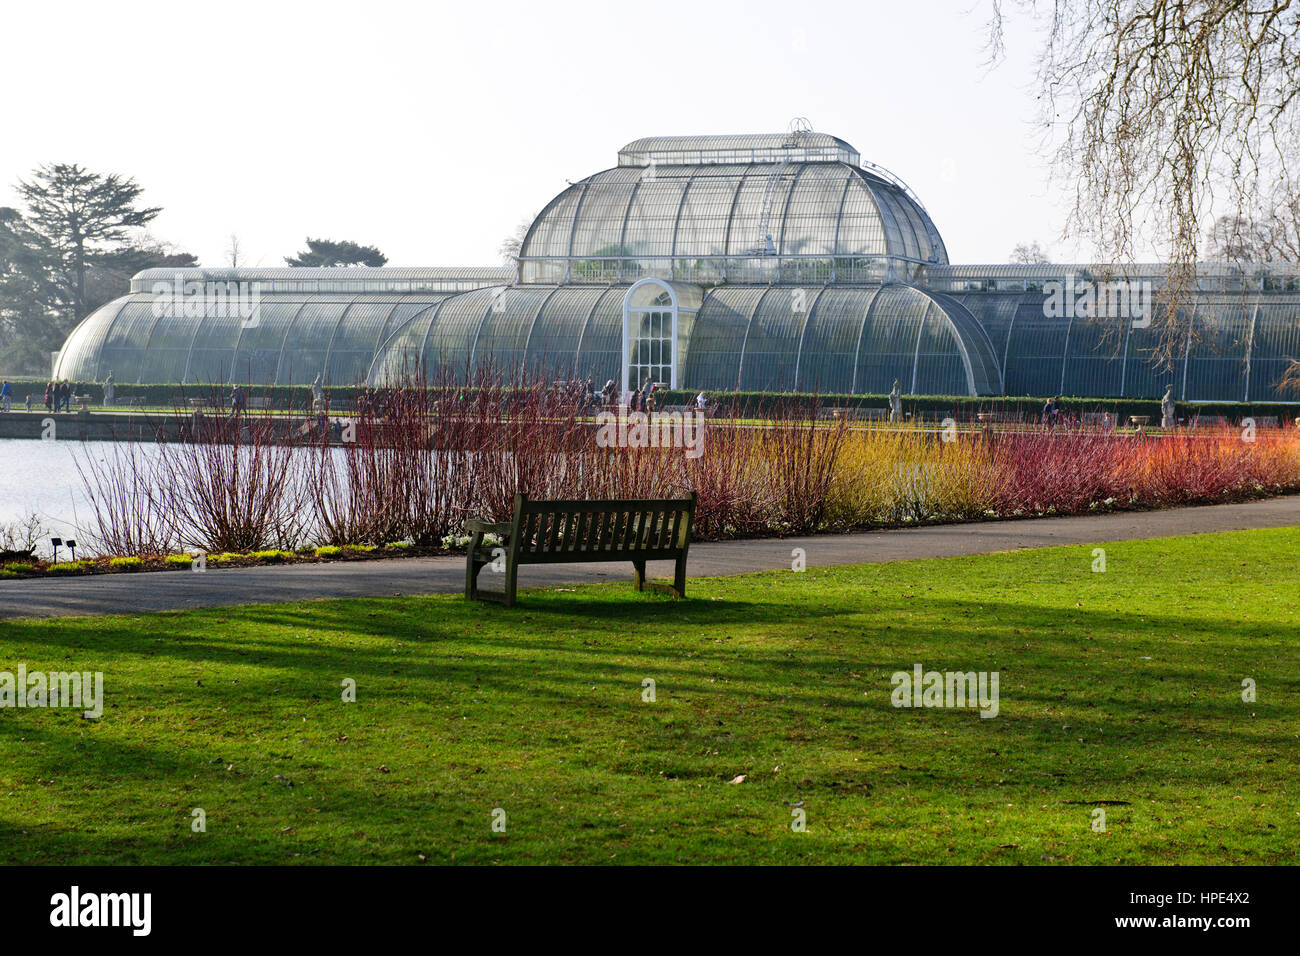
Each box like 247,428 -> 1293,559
102,371 -> 114,406
311,374 -> 325,411
1161,384 -> 1175,429
889,379 -> 902,424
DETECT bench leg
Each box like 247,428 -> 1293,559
465,532 -> 489,602
466,557 -> 489,601
673,554 -> 687,598
503,555 -> 518,608
632,559 -> 646,591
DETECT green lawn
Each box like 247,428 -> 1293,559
1,528 -> 1297,865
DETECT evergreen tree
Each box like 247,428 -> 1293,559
17,163 -> 163,321
286,237 -> 387,267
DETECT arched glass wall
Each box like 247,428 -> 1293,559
367,285 -> 629,385
54,280 -> 1300,401
54,294 -> 464,386
960,290 -> 1300,400
52,268 -> 510,386
679,284 -> 999,396
368,281 -> 999,397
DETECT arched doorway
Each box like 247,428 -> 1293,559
621,278 -> 701,398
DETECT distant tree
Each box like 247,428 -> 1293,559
226,233 -> 243,268
84,235 -> 198,316
499,215 -> 535,268
16,163 -> 162,321
0,207 -> 65,374
1010,240 -> 1051,264
286,238 -> 387,267
1257,190 -> 1300,262
1207,193 -> 1300,264
1280,360 -> 1300,395
1208,190 -> 1300,396
1205,216 -> 1271,263
989,0 -> 1300,372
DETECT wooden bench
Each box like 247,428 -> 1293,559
246,397 -> 274,410
464,492 -> 697,607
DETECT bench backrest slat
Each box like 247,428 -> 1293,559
584,509 -> 604,552
666,508 -> 683,550
508,493 -> 695,559
647,508 -> 663,550
558,511 -> 574,553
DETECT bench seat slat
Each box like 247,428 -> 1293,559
584,509 -> 602,552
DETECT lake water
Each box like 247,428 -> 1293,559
0,439 -> 377,558
0,439 -> 150,555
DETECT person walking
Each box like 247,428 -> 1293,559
43,382 -> 52,412
1042,395 -> 1061,430
59,380 -> 70,412
0,380 -> 10,412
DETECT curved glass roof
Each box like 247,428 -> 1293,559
131,266 -> 512,295
928,262 -> 1300,294
519,160 -> 947,285
618,133 -> 861,167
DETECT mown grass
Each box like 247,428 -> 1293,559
0,527 -> 1296,865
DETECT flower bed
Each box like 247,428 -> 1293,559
46,365 -> 1300,563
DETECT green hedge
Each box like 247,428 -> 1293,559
655,389 -> 1299,422
1,378 -> 1294,422
0,380 -> 357,408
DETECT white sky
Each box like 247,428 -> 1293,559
1,0 -> 1115,268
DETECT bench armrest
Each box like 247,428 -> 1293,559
465,518 -> 512,536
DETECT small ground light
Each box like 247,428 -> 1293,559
67,539 -> 77,560
50,537 -> 62,563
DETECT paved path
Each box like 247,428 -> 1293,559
2,495 -> 1296,621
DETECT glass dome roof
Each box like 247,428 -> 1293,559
518,133 -> 947,285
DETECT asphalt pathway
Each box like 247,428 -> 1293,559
1,495 -> 1296,620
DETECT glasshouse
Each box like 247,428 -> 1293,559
53,130 -> 1300,401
